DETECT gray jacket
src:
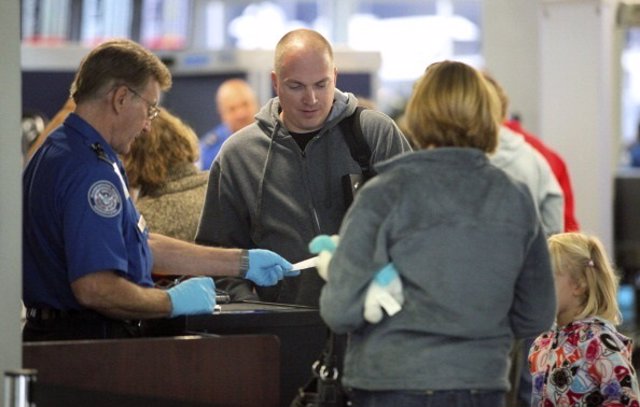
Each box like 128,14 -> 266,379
490,125 -> 564,235
320,148 -> 556,391
195,90 -> 411,305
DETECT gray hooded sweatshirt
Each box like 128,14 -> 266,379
490,125 -> 564,235
195,90 -> 411,305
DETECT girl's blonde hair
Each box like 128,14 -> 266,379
548,232 -> 621,325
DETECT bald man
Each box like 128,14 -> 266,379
199,78 -> 258,170
195,29 -> 411,306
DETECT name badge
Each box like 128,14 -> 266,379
137,214 -> 147,234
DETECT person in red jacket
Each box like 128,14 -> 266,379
483,73 -> 580,407
505,118 -> 579,232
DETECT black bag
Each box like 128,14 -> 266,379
290,331 -> 350,407
339,106 -> 376,207
291,107 -> 369,407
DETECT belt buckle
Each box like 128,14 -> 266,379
27,308 -> 38,320
41,308 -> 58,320
28,308 -> 58,320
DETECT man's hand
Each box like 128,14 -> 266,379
244,249 -> 298,286
167,277 -> 216,317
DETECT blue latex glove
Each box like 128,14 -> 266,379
308,234 -> 340,281
364,263 -> 404,323
167,277 -> 216,317
244,249 -> 298,286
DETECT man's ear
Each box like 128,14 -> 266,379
271,71 -> 278,93
110,85 -> 128,114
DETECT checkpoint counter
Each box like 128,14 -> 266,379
24,334 -> 281,407
24,301 -> 328,407
146,300 -> 328,406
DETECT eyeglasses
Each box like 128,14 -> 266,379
126,86 -> 160,121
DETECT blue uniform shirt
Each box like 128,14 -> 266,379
23,113 -> 154,310
630,142 -> 640,167
198,123 -> 231,170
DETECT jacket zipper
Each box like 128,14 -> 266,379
300,147 -> 322,233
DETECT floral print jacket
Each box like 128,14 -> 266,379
529,316 -> 640,406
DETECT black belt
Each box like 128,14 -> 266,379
27,307 -> 109,322
24,307 -> 144,341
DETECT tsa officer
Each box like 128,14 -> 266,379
22,39 -> 297,341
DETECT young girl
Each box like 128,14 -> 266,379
529,232 -> 640,406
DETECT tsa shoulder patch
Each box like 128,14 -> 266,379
87,180 -> 122,218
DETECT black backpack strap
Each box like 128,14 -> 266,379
338,106 -> 375,177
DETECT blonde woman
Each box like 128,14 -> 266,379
529,232 -> 640,406
319,60 -> 555,407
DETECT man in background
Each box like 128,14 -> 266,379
483,73 -> 564,236
504,117 -> 579,232
199,78 -> 258,170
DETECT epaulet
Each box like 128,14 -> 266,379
90,142 -> 114,165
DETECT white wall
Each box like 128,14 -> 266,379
539,0 -> 620,251
0,0 -> 23,399
482,0 -> 540,134
484,0 -> 620,252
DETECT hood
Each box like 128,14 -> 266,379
254,89 -> 357,138
490,125 -> 527,167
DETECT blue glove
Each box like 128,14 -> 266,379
364,263 -> 404,323
244,249 -> 298,286
308,234 -> 340,281
167,277 -> 216,317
